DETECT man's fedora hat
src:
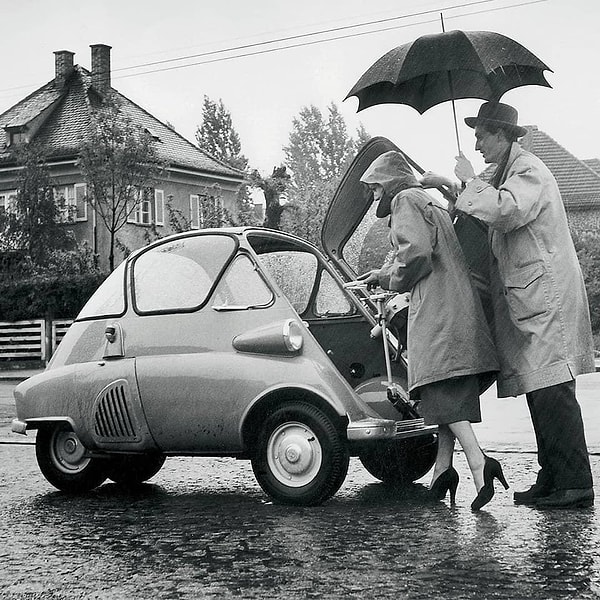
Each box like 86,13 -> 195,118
465,101 -> 527,137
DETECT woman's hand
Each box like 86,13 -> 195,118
357,269 -> 381,290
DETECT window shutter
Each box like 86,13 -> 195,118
75,183 -> 87,221
155,189 -> 164,226
190,194 -> 200,229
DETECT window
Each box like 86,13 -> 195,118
257,251 -> 318,315
154,189 -> 164,226
132,234 -> 236,313
315,270 -> 353,316
77,261 -> 127,320
56,184 -> 87,222
127,189 -> 152,225
9,131 -> 27,146
190,193 -> 224,229
212,255 -> 273,308
0,192 -> 17,215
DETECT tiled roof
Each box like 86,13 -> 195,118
0,83 -> 62,128
480,126 -> 600,210
0,67 -> 243,181
583,158 -> 600,174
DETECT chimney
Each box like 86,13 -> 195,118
54,50 -> 74,88
90,44 -> 112,95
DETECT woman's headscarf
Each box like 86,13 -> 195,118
360,151 -> 422,217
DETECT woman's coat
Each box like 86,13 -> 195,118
456,143 -> 595,397
361,152 -> 498,394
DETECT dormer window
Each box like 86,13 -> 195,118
10,131 -> 27,145
5,126 -> 28,146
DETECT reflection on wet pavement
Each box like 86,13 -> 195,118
1,449 -> 599,600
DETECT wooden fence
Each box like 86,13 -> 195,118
0,319 -> 73,363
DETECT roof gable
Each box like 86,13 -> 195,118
0,65 -> 243,181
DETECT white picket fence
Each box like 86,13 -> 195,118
0,319 -> 73,363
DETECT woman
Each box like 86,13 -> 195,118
357,150 -> 506,510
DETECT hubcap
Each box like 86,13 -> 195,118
267,421 -> 322,487
51,429 -> 91,473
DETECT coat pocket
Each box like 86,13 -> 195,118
504,263 -> 549,322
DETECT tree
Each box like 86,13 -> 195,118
249,166 -> 290,230
195,96 -> 258,226
0,141 -> 73,266
196,96 -> 247,171
78,95 -> 164,270
282,102 -> 369,247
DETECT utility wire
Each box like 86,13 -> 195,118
113,0 -> 502,73
112,0 -> 548,80
0,0 -> 548,96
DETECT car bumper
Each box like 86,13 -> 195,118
346,417 -> 437,441
11,418 -> 28,435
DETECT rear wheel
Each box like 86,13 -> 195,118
106,454 -> 166,485
251,401 -> 349,506
36,424 -> 108,493
359,435 -> 437,484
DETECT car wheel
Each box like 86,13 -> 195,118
106,454 -> 166,485
251,402 -> 349,506
359,435 -> 437,484
35,424 -> 108,493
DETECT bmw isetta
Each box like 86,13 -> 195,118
12,137 -> 440,505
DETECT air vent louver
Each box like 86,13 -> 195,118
93,380 -> 139,441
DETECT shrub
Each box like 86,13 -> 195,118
0,246 -> 107,321
573,230 -> 600,337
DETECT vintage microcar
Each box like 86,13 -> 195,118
13,138 -> 444,506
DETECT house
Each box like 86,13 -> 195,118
519,126 -> 600,234
0,44 -> 245,270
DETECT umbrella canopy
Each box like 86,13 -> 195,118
346,29 -> 552,114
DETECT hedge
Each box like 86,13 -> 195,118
0,272 -> 107,322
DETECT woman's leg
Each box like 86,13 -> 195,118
431,424 -> 455,483
448,421 -> 485,491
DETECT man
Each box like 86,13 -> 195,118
422,101 -> 594,508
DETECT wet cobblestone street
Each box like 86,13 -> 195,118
1,375 -> 599,599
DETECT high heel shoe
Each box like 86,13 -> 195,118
471,455 -> 509,511
429,466 -> 459,504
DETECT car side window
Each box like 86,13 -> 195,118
315,270 -> 354,316
77,261 -> 127,320
133,235 -> 236,313
212,254 -> 273,308
257,251 -> 317,314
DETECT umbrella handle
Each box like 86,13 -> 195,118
399,150 -> 457,204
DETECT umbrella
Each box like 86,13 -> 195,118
345,29 -> 552,151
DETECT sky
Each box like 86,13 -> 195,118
1,0 -> 599,180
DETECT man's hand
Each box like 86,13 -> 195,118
357,269 -> 381,290
419,171 -> 454,189
454,152 -> 476,183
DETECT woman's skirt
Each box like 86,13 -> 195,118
417,374 -> 481,426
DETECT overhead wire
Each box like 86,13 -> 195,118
111,0 -> 548,80
113,0 -> 502,73
0,0 -> 548,97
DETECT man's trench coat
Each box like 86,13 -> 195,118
456,142 -> 595,397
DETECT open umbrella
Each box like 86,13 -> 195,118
345,29 -> 552,152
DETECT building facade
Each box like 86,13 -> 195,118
0,44 -> 245,270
